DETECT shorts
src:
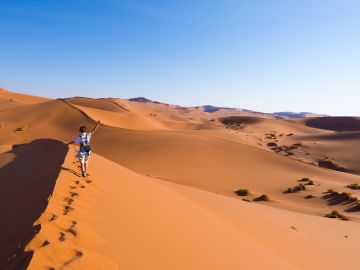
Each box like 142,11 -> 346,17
77,151 -> 91,163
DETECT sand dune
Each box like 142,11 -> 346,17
0,88 -> 49,104
26,149 -> 360,270
0,88 -> 360,269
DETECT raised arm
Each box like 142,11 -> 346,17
91,120 -> 101,135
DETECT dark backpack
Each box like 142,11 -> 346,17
79,133 -> 91,152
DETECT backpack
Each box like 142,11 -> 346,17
79,133 -> 91,153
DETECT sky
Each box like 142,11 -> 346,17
0,0 -> 359,115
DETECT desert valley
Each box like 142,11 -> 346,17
0,87 -> 359,269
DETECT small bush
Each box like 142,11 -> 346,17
340,192 -> 352,200
284,184 -> 306,193
299,178 -> 314,185
325,210 -> 349,221
15,125 -> 28,132
347,183 -> 360,190
235,189 -> 250,196
267,142 -> 278,147
255,194 -> 269,201
327,189 -> 340,195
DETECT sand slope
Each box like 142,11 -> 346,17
25,148 -> 360,270
0,88 -> 49,104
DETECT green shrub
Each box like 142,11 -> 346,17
325,210 -> 349,221
284,184 -> 306,193
347,183 -> 360,190
15,125 -> 28,132
235,189 -> 250,196
255,194 -> 269,201
340,192 -> 352,200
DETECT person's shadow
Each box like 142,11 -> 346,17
61,166 -> 82,177
0,139 -> 68,269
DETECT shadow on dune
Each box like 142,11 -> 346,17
219,116 -> 263,126
0,139 -> 68,270
306,117 -> 360,132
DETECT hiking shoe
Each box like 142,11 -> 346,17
82,172 -> 87,178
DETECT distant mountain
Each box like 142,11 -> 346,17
274,112 -> 327,118
126,97 -> 325,119
195,105 -> 237,113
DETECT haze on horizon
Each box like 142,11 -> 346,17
1,0 -> 359,116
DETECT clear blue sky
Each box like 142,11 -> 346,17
1,0 -> 359,115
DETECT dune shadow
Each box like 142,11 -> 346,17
0,139 -> 68,269
219,116 -> 263,126
305,117 -> 360,132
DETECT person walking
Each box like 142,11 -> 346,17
68,121 -> 101,177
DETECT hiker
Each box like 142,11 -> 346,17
67,121 -> 101,177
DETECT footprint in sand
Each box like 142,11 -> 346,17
48,250 -> 83,270
64,197 -> 74,205
41,240 -> 51,247
61,250 -> 83,269
63,205 -> 74,215
69,191 -> 79,198
64,220 -> 78,236
49,214 -> 58,222
59,232 -> 66,242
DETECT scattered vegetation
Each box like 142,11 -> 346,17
254,194 -> 270,201
347,183 -> 360,190
267,142 -> 278,147
284,184 -> 306,194
306,180 -> 315,185
265,133 -> 277,139
298,178 -> 314,185
318,159 -> 346,172
325,210 -> 349,221
15,125 -> 28,132
326,189 -> 359,203
235,189 -> 250,196
304,195 -> 314,199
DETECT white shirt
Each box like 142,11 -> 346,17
74,132 -> 92,144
